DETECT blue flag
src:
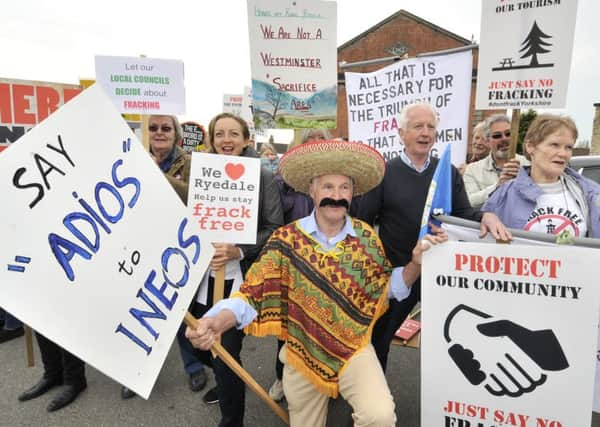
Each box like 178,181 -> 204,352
418,145 -> 452,239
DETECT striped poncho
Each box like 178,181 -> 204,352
232,218 -> 391,397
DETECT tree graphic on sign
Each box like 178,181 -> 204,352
266,86 -> 283,120
519,21 -> 553,68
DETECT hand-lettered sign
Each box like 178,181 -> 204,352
0,84 -> 213,398
247,0 -> 337,129
188,153 -> 261,244
345,51 -> 472,166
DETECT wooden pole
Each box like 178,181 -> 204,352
508,109 -> 521,159
213,267 -> 225,305
141,115 -> 150,151
183,312 -> 289,425
24,325 -> 34,367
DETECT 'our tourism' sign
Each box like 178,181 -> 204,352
476,0 -> 578,109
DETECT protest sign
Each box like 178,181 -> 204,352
0,83 -> 213,399
422,241 -> 600,427
188,153 -> 261,244
439,215 -> 600,415
241,86 -> 256,136
0,78 -> 82,152
180,121 -> 206,153
95,55 -> 186,114
247,0 -> 337,129
223,93 -> 244,117
475,0 -> 578,110
345,51 -> 472,165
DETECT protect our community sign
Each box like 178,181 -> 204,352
441,218 -> 600,415
187,153 -> 261,245
247,0 -> 337,129
422,241 -> 600,426
345,50 -> 472,166
0,84 -> 213,399
475,0 -> 578,110
95,55 -> 186,114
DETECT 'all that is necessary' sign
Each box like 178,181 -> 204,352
345,51 -> 472,166
0,84 -> 213,399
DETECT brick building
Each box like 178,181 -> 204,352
333,9 -> 503,157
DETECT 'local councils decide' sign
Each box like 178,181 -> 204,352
345,51 -> 472,166
247,0 -> 337,129
475,0 -> 578,110
95,55 -> 186,114
0,78 -> 82,151
0,84 -> 213,398
422,241 -> 600,427
188,153 -> 261,245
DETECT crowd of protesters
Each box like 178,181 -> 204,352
3,103 -> 596,427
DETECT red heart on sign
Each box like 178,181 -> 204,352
225,163 -> 245,180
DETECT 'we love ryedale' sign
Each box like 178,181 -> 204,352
188,154 -> 261,244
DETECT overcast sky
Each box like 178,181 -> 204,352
1,0 -> 597,141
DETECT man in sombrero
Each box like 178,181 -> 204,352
186,140 -> 447,426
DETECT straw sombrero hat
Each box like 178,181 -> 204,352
279,140 -> 385,195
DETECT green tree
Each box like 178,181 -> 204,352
518,109 -> 537,154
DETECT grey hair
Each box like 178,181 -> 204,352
483,114 -> 510,139
300,128 -> 332,143
260,142 -> 277,155
472,121 -> 486,137
149,115 -> 183,143
398,102 -> 439,131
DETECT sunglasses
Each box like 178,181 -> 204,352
490,130 -> 511,139
149,125 -> 173,133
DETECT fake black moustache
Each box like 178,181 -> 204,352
319,198 -> 349,209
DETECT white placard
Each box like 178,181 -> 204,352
475,0 -> 578,110
345,51 -> 472,166
223,93 -> 244,117
241,86 -> 256,136
247,0 -> 337,129
95,55 -> 185,114
188,153 -> 261,244
0,84 -> 213,399
422,241 -> 600,426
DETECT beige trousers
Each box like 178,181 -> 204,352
281,343 -> 396,427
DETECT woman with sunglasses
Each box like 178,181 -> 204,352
147,115 -> 190,202
483,114 -> 600,239
189,113 -> 283,427
463,114 -> 528,208
121,115 -> 211,399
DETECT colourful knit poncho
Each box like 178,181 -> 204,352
232,218 -> 391,397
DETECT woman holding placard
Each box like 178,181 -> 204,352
191,112 -> 282,427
